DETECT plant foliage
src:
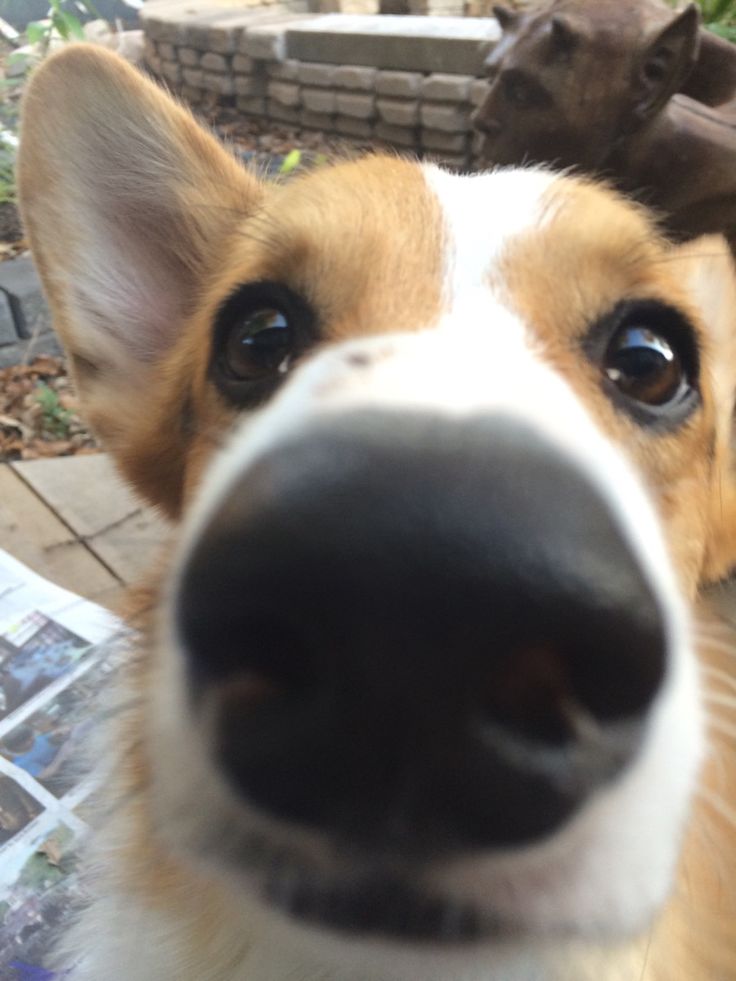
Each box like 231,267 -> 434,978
672,0 -> 736,42
26,1 -> 101,50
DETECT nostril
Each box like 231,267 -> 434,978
181,596 -> 319,703
479,644 -> 577,744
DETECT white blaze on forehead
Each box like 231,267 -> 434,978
421,164 -> 558,303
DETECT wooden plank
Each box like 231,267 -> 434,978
11,454 -> 168,585
0,464 -> 119,602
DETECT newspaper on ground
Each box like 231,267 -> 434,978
0,550 -> 128,981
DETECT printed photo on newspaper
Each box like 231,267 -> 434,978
0,550 -> 128,981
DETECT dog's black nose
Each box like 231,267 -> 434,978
177,412 -> 666,853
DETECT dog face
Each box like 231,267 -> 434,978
475,2 -> 699,171
18,47 -> 736,980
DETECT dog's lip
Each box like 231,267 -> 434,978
262,866 -> 498,943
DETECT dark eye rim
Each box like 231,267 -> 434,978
584,299 -> 701,430
210,280 -> 316,408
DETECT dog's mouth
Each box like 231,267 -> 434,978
261,866 -> 492,942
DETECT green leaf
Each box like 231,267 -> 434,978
60,10 -> 85,40
36,385 -> 59,413
50,10 -> 70,38
709,22 -> 736,39
50,9 -> 84,40
26,21 -> 49,44
279,149 -> 302,175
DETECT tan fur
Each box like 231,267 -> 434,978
17,45 -> 736,981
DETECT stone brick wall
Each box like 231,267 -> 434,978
141,9 -> 499,170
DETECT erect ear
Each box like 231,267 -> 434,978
548,14 -> 579,55
493,5 -> 519,31
18,46 -> 263,508
634,4 -> 700,123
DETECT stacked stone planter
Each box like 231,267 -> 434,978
142,6 -> 499,170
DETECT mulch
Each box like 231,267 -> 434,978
0,356 -> 98,461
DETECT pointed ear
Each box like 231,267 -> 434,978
18,46 -> 263,457
549,15 -> 579,54
493,5 -> 519,31
634,4 -> 700,123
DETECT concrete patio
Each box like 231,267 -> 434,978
0,453 -> 167,610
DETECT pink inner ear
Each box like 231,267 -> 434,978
66,205 -> 195,366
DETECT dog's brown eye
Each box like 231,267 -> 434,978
586,300 -> 699,428
212,282 -> 316,406
225,309 -> 292,380
604,327 -> 684,406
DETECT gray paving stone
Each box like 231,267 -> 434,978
182,67 -> 204,87
267,80 -> 302,107
141,4 -> 189,43
200,51 -> 230,72
373,121 -> 417,147
241,15 -> 317,60
186,10 -> 272,54
421,72 -> 472,103
235,74 -> 266,96
376,70 -> 423,97
233,53 -> 255,73
286,15 -> 500,74
178,46 -> 200,66
267,99 -> 301,124
376,97 -> 418,126
302,86 -> 337,114
336,91 -> 375,119
267,58 -> 300,80
158,41 -> 176,60
420,101 -> 469,133
205,12 -> 265,54
298,61 -> 336,86
334,65 -> 377,91
202,71 -> 234,95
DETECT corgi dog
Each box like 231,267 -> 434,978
17,44 -> 736,981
